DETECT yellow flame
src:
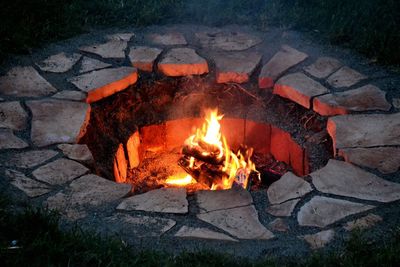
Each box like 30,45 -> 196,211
165,173 -> 196,186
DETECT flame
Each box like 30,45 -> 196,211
165,173 -> 196,186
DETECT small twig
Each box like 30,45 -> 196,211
227,83 -> 265,107
303,114 -> 316,129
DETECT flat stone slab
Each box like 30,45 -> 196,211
311,159 -> 400,203
213,52 -> 262,83
105,214 -> 176,237
106,33 -> 135,42
36,52 -> 81,73
158,48 -> 208,77
6,169 -> 51,197
0,101 -> 28,130
267,172 -> 313,204
343,213 -> 382,231
2,150 -> 58,168
32,158 -> 89,185
196,187 -> 253,213
68,67 -> 138,103
79,57 -> 111,73
147,33 -> 187,45
327,66 -> 367,88
117,188 -> 188,214
0,66 -> 57,97
327,113 -> 400,150
274,72 -> 329,109
297,196 -> 375,228
57,144 -> 94,164
175,226 -> 238,242
198,205 -> 274,240
52,90 -> 86,101
27,99 -> 90,147
0,129 -> 28,149
269,218 -> 289,232
301,229 -> 335,250
266,199 -> 300,217
304,57 -> 343,79
313,84 -> 391,116
259,45 -> 308,88
80,40 -> 127,59
339,147 -> 400,174
195,31 -> 262,51
129,46 -> 162,72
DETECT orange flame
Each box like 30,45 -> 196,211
165,173 -> 196,186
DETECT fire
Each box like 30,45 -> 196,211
165,173 -> 196,186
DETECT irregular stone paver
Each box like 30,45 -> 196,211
311,159 -> 400,203
213,52 -> 262,83
304,57 -> 343,79
313,84 -> 391,116
80,40 -> 127,59
68,67 -> 138,103
129,46 -> 162,72
343,213 -> 382,231
27,99 -> 90,147
52,90 -> 86,101
301,229 -> 335,250
339,147 -> 400,174
117,188 -> 188,214
79,57 -> 112,73
267,172 -> 313,204
327,113 -> 400,150
266,199 -> 300,217
297,196 -> 375,228
6,169 -> 51,197
327,66 -> 367,88
106,33 -> 135,42
393,98 -> 400,109
195,31 -> 262,51
105,214 -> 176,237
2,150 -> 58,168
32,158 -> 89,185
196,187 -> 253,213
0,66 -> 57,97
175,226 -> 238,242
57,144 -> 94,164
147,33 -> 187,45
36,52 -> 81,73
0,128 -> 28,149
198,205 -> 274,240
259,45 -> 308,88
158,48 -> 208,77
269,218 -> 289,232
274,72 -> 329,109
0,101 -> 28,130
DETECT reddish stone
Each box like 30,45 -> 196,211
165,118 -> 203,150
158,48 -> 208,77
244,121 -> 271,154
113,143 -> 127,183
126,131 -> 141,169
270,126 -> 291,164
140,124 -> 166,153
220,118 -> 246,151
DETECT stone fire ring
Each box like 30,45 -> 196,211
1,25 -> 400,257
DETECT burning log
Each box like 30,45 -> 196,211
182,143 -> 224,165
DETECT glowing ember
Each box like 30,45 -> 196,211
165,173 -> 196,186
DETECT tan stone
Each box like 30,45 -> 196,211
126,132 -> 140,169
195,31 -> 262,51
6,169 -> 51,197
79,57 -> 112,73
175,226 -> 238,242
327,66 -> 367,88
297,196 -> 375,228
147,32 -> 187,45
32,158 -> 89,185
304,57 -> 343,79
52,90 -> 86,101
2,150 -> 58,168
0,101 -> 28,130
113,143 -> 127,183
57,144 -> 94,164
267,172 -> 313,204
80,40 -> 127,59
197,205 -> 274,240
269,218 -> 289,232
158,48 -> 208,77
214,52 -> 262,83
266,199 -> 300,217
36,52 -> 81,73
68,67 -> 138,103
106,33 -> 135,42
129,46 -> 162,72
259,45 -> 308,88
117,188 -> 188,214
343,213 -> 382,231
313,85 -> 391,116
311,159 -> 400,203
274,72 -> 329,109
339,147 -> 400,174
27,99 -> 90,147
327,113 -> 400,151
0,66 -> 57,97
301,229 -> 335,250
0,129 -> 28,149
